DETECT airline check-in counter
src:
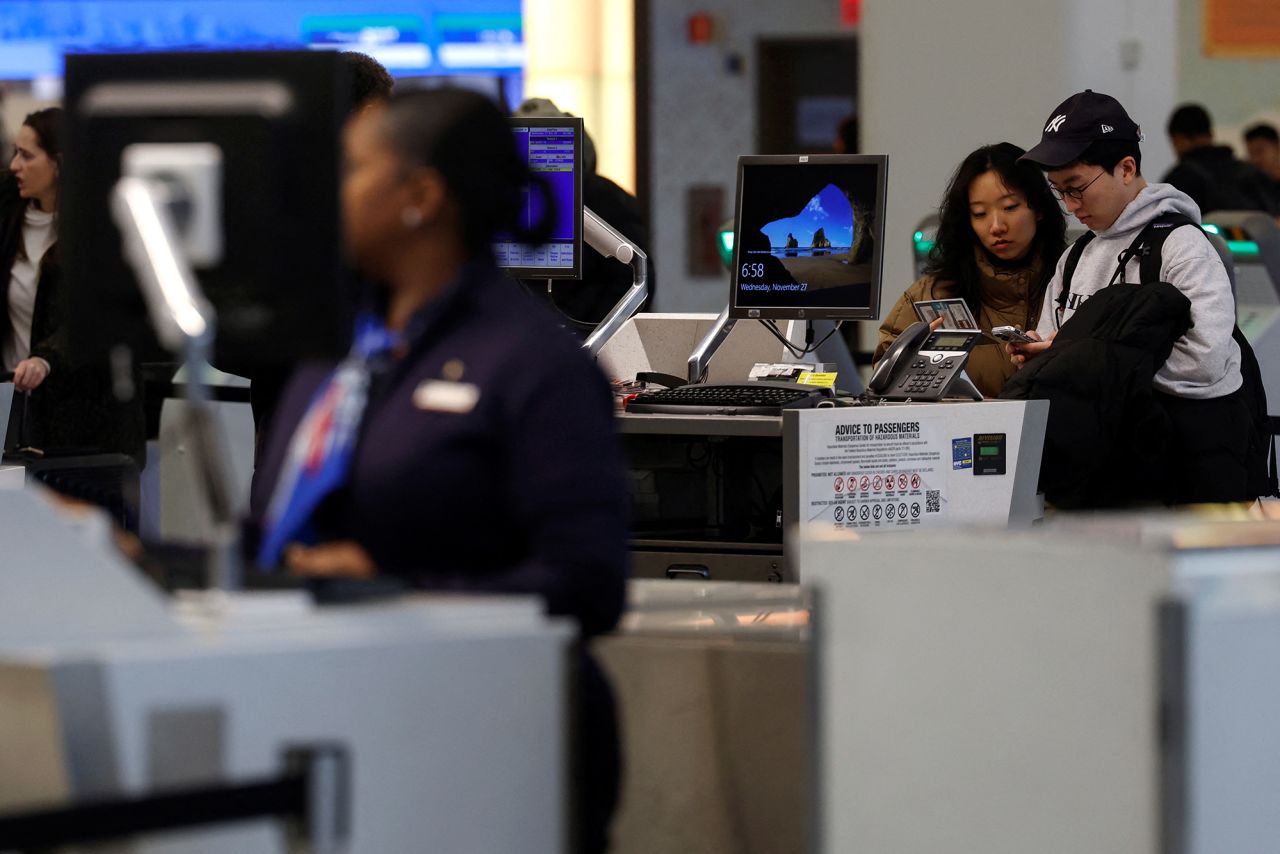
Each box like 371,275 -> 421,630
590,507 -> 1280,854
802,514 -> 1280,854
0,489 -> 573,853
593,580 -> 812,854
618,399 -> 1047,582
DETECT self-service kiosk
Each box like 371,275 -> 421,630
1204,210 -> 1280,416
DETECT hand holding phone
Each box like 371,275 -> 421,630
991,325 -> 1035,344
1003,328 -> 1053,368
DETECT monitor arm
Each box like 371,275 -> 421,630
581,205 -> 649,357
686,306 -> 736,384
112,173 -> 241,590
112,176 -> 216,356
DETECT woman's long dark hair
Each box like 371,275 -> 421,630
924,142 -> 1065,316
21,107 -> 63,164
13,106 -> 63,262
376,88 -> 555,257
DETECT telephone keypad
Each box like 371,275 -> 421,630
879,328 -> 983,402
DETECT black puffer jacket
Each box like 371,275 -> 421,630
1000,280 -> 1191,508
0,171 -> 144,463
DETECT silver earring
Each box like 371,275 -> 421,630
401,208 -> 423,229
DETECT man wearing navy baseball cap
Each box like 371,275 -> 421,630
1006,90 -> 1272,504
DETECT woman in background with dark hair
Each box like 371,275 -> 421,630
876,142 -> 1066,396
249,88 -> 629,853
0,107 -> 143,461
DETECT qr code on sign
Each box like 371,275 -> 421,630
925,490 -> 941,513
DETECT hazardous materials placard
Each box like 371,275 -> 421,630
803,416 -> 948,530
791,402 -> 1049,535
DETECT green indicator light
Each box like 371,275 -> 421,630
1201,224 -> 1260,256
913,230 -> 924,241
1226,240 -> 1260,257
914,238 -> 936,254
717,230 -> 735,266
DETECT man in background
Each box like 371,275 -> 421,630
1162,103 -> 1280,216
832,113 -> 858,154
1244,122 -> 1280,199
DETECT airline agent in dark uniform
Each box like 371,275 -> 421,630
249,88 -> 629,853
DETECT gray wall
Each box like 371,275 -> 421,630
646,0 -> 844,313
1177,0 -> 1280,140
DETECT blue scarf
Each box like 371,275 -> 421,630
256,312 -> 402,568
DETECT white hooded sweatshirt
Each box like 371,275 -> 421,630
1033,183 -> 1242,399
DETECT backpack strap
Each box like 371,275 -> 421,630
1056,230 -> 1096,315
1054,214 -> 1183,318
1060,213 -> 1199,312
1122,212 -> 1200,284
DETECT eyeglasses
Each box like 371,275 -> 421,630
1049,169 -> 1107,203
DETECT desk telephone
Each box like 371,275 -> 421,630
868,321 -> 983,401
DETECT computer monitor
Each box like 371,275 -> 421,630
61,51 -> 352,367
496,116 -> 583,279
729,154 -> 887,321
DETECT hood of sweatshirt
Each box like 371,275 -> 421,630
1095,182 -> 1201,239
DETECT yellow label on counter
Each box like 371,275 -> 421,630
797,372 -> 837,388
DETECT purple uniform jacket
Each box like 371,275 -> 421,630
250,262 -> 629,637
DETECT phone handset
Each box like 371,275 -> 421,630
868,321 -> 931,395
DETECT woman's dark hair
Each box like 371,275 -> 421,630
376,88 -> 554,257
925,142 -> 1066,316
21,107 -> 63,163
14,107 -> 63,260
341,51 -> 394,111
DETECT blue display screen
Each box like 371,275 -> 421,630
0,1 -> 523,79
514,125 -> 577,245
494,121 -> 580,277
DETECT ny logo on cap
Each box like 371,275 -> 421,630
1046,115 -> 1067,133
1101,124 -> 1114,134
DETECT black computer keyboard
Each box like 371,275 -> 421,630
626,382 -> 830,415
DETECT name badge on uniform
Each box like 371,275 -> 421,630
413,380 -> 480,414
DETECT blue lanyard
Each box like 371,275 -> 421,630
255,312 -> 402,568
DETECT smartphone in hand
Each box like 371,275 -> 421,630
991,325 -> 1036,344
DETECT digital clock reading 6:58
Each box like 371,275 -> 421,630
740,262 -> 766,279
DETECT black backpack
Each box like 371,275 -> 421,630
1059,212 -> 1279,498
